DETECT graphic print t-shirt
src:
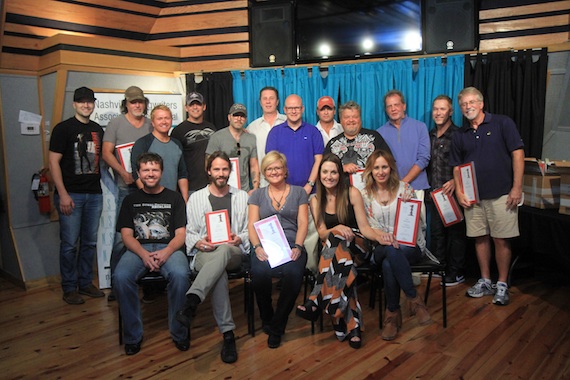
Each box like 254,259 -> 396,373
49,116 -> 104,194
116,188 -> 186,245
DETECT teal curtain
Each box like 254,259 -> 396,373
233,55 -> 464,130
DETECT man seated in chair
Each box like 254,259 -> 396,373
176,151 -> 249,364
113,152 -> 189,355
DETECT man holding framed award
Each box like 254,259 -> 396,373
427,95 -> 466,287
450,87 -> 524,306
176,151 -> 249,364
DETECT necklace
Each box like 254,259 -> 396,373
378,202 -> 391,233
376,188 -> 392,231
269,185 -> 287,209
376,188 -> 392,206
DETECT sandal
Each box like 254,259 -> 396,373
296,300 -> 320,322
347,326 -> 362,349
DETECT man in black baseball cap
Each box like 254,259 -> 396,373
73,87 -> 96,102
49,86 -> 105,304
171,91 -> 217,195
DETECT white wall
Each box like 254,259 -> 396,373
542,51 -> 570,160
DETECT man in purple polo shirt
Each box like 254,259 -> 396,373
450,87 -> 524,306
265,94 -> 324,195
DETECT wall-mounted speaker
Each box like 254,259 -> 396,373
250,1 -> 295,67
424,0 -> 478,54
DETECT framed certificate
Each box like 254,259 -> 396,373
349,169 -> 365,191
253,215 -> 292,268
431,188 -> 464,227
205,210 -> 231,245
393,198 -> 422,247
458,162 -> 479,205
116,142 -> 134,173
228,157 -> 241,189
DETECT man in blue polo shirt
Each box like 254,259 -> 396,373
377,89 -> 430,193
450,87 -> 524,306
265,94 -> 324,195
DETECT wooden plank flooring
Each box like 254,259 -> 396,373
0,274 -> 569,379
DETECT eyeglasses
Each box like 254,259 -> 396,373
236,142 -> 241,156
265,166 -> 284,173
285,106 -> 302,112
460,100 -> 480,108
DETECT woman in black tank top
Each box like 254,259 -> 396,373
296,154 -> 383,348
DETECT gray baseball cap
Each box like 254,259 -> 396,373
229,103 -> 247,117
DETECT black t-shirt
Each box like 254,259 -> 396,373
117,188 -> 186,245
170,120 -> 217,191
49,116 -> 104,193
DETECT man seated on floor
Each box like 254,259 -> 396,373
176,151 -> 250,364
113,152 -> 189,355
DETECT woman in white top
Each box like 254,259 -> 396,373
361,149 -> 432,341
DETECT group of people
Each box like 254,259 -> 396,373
48,83 -> 524,360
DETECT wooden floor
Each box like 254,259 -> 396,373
1,273 -> 569,379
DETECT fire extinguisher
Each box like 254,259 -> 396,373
32,170 -> 51,213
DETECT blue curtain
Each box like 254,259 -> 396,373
233,55 -> 464,131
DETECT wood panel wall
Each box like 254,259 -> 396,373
0,0 -> 568,75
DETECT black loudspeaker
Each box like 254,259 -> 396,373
250,1 -> 295,67
424,0 -> 478,54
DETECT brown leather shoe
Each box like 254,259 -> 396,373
78,284 -> 105,298
381,309 -> 402,341
63,291 -> 85,305
408,294 -> 432,325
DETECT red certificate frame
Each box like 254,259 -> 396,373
431,188 -> 464,227
393,198 -> 421,247
349,169 -> 365,191
458,161 -> 479,205
228,157 -> 241,189
116,142 -> 134,173
205,210 -> 231,245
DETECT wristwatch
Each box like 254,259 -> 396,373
306,180 -> 315,187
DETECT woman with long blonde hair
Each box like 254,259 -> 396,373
361,149 -> 432,341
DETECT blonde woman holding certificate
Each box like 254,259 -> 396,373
248,151 -> 309,349
361,150 -> 432,341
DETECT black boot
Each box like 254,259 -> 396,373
176,293 -> 200,328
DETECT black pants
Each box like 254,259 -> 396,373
251,249 -> 307,336
427,199 -> 467,276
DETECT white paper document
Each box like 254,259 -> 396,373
349,170 -> 365,191
459,162 -> 479,205
393,198 -> 422,247
116,142 -> 134,173
431,188 -> 463,227
253,215 -> 292,268
228,157 -> 241,189
206,210 -> 231,245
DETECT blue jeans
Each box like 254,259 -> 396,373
55,192 -> 103,293
112,245 -> 189,344
373,244 -> 422,312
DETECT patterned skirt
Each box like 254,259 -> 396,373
308,228 -> 370,341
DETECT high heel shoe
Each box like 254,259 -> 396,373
347,326 -> 362,349
295,300 -> 320,322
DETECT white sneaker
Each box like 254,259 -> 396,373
466,279 -> 495,298
493,283 -> 510,306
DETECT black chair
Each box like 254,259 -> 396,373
117,257 -> 254,344
371,256 -> 447,329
